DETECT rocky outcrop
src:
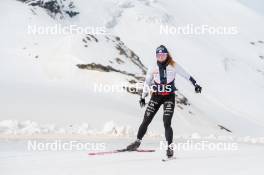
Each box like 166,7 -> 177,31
18,0 -> 79,18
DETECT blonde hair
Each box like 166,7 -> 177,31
167,53 -> 176,67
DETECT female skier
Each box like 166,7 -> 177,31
126,45 -> 202,158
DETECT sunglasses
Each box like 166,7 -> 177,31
156,53 -> 168,58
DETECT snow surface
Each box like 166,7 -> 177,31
1,0 -> 264,174
1,138 -> 264,175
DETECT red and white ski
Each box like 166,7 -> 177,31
88,148 -> 155,156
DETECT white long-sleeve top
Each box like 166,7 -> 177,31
141,63 -> 191,98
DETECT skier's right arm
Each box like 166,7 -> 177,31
141,68 -> 153,99
140,68 -> 153,104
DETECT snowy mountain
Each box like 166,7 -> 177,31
0,0 -> 264,138
18,0 -> 79,18
1,1 -> 264,175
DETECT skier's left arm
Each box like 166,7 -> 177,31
175,63 -> 202,93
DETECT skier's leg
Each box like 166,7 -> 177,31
127,95 -> 162,151
163,95 -> 175,146
137,95 -> 162,140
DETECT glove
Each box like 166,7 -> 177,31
195,84 -> 202,93
139,98 -> 146,108
190,76 -> 202,93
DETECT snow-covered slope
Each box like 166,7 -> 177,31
0,0 -> 264,137
239,0 -> 264,15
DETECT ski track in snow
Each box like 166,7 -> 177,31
0,138 -> 264,175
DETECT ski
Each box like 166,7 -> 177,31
88,148 -> 155,156
162,157 -> 176,162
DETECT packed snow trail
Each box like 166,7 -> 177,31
1,138 -> 264,175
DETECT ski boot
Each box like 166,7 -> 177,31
126,139 -> 141,151
166,147 -> 174,158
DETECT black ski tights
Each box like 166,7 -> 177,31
137,94 -> 175,145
